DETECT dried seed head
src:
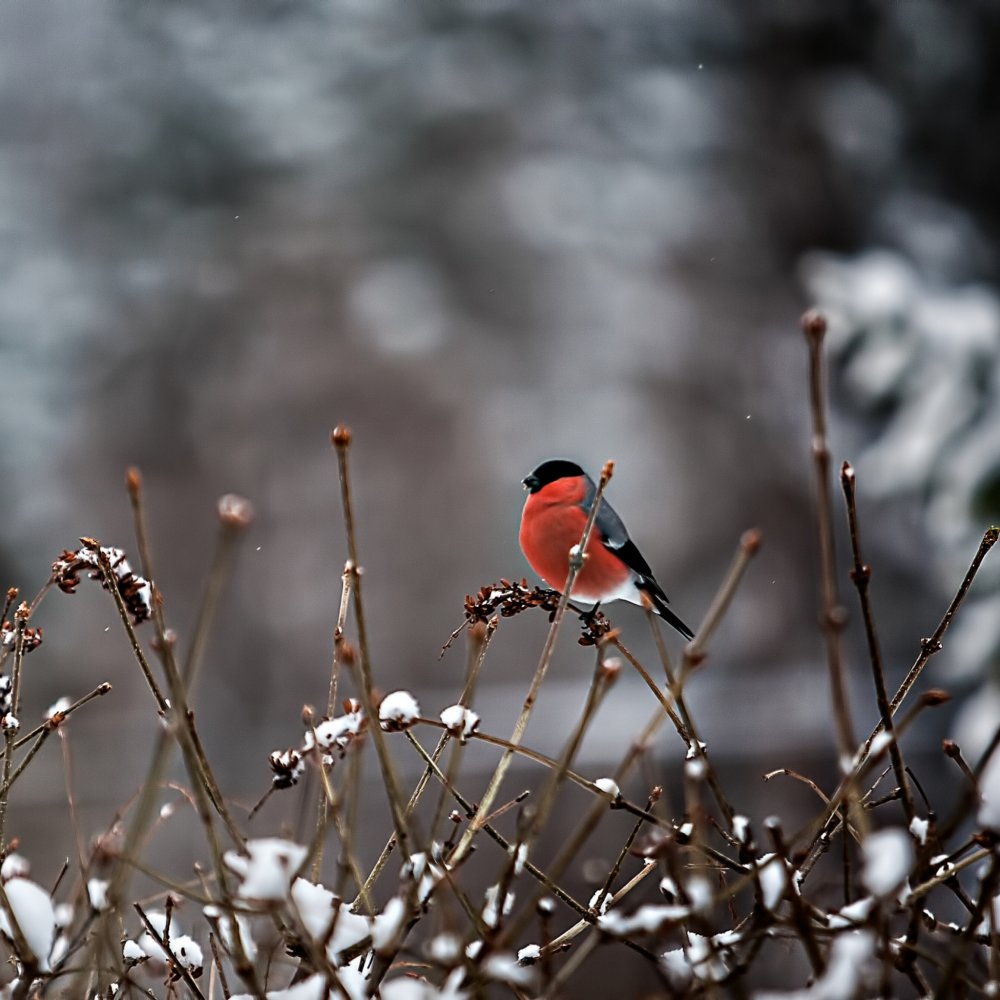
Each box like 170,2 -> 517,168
331,425 -> 353,448
302,705 -> 316,727
217,493 -> 255,529
6,588 -> 17,603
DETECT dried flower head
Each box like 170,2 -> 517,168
464,579 -> 612,644
0,621 -> 43,653
268,749 -> 305,790
51,544 -> 152,625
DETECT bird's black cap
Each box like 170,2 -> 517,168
523,459 -> 586,493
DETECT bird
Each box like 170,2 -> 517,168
519,459 -> 694,640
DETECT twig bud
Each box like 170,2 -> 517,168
740,528 -> 762,555
801,308 -> 827,341
599,460 -> 615,485
600,656 -> 621,681
150,629 -> 177,653
331,425 -> 353,449
921,689 -> 951,707
942,739 -> 961,759
302,704 -> 316,727
125,466 -> 143,499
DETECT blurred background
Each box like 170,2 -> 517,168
1,0 -> 999,991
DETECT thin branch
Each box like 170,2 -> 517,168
841,461 -> 914,827
863,525 -> 998,757
331,425 -> 416,859
802,309 -> 856,767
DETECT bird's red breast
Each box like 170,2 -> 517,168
519,476 -> 633,602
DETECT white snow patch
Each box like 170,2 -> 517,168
685,757 -> 707,781
380,691 -> 421,731
755,929 -> 876,999
371,896 -> 407,951
231,972 -> 342,1000
439,704 -> 480,742
226,838 -> 307,901
204,904 -> 257,964
483,952 -> 534,986
664,932 -> 731,985
0,854 -> 29,880
732,815 -> 751,844
481,884 -> 515,929
687,875 -> 713,915
0,878 -> 56,971
594,777 -> 620,799
308,709 -> 366,751
428,931 -> 462,964
87,879 -> 110,912
909,816 -> 929,845
122,939 -> 145,963
757,854 -> 788,910
518,943 -> 541,964
44,697 -> 72,722
598,904 -> 688,936
403,852 -> 448,905
861,828 -> 913,897
290,879 -> 369,961
828,896 -> 876,929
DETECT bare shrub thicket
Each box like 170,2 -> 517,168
0,312 -> 997,998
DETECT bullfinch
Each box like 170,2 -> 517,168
519,459 -> 694,640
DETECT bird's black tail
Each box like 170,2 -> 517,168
641,579 -> 695,641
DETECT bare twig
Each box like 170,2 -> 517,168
802,309 -> 856,767
331,426 -> 416,859
841,461 -> 914,827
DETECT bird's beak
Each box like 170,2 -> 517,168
522,475 -> 539,492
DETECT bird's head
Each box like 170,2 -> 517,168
522,459 -> 586,494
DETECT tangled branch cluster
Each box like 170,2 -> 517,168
51,542 -> 153,626
0,321 -> 997,998
463,580 -> 613,645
